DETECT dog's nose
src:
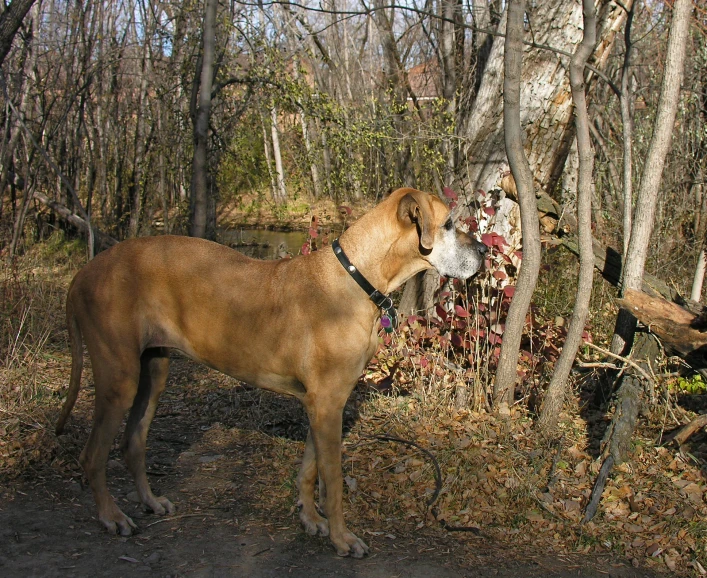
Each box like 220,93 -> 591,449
476,241 -> 488,256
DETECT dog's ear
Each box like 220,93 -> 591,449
397,190 -> 435,251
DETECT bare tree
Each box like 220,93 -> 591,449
457,1 -> 629,198
128,3 -> 153,238
0,0 -> 36,66
619,1 -> 635,257
691,246 -> 706,301
610,0 -> 694,356
270,104 -> 287,203
492,0 -> 541,408
190,0 -> 218,239
538,0 -> 597,434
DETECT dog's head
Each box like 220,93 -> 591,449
395,188 -> 487,280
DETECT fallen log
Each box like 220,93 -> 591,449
664,413 -> 707,446
33,191 -> 118,252
616,288 -> 707,370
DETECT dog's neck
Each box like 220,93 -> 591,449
337,203 -> 430,295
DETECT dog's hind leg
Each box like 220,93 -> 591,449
297,430 -> 329,536
80,357 -> 141,536
121,347 -> 175,517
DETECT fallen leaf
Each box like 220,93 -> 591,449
119,556 -> 140,564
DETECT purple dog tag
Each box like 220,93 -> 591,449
381,315 -> 394,333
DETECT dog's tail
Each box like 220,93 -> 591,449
55,293 -> 83,435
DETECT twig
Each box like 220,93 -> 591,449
582,341 -> 657,393
545,436 -> 565,491
373,435 -> 441,507
576,362 -> 619,370
143,513 -> 215,528
372,434 -> 479,533
663,414 -> 707,447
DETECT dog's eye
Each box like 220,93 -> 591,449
443,219 -> 454,231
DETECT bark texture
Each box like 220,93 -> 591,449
457,1 -> 628,197
538,0 -> 597,434
0,0 -> 36,66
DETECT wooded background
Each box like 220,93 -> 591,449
0,0 -> 704,280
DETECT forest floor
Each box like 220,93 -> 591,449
0,355 -> 672,578
1,202 -> 706,577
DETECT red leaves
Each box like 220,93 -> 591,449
481,232 -> 507,249
454,304 -> 470,318
443,187 -> 458,201
464,216 -> 479,232
435,305 -> 448,322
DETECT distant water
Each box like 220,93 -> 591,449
219,228 -> 309,260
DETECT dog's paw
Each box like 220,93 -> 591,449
145,495 -> 175,516
298,503 -> 330,536
101,510 -> 138,537
332,530 -> 369,559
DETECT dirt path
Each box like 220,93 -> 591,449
1,358 -> 666,578
1,481 -> 662,578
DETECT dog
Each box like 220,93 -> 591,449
55,187 -> 486,557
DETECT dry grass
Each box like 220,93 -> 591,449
0,230 -> 83,473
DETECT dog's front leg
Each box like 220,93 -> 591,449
304,393 -> 369,558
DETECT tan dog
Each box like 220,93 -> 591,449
55,188 -> 486,557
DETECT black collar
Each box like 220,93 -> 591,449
332,238 -> 398,331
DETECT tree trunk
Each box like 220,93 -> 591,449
0,0 -> 36,66
399,269 -> 440,317
493,0 -> 542,408
128,35 -> 151,238
372,0 -> 413,186
691,247 -> 706,302
620,1 -> 635,257
259,108 -> 278,202
33,191 -> 117,251
457,1 -> 629,197
190,0 -> 217,239
0,0 -> 35,222
292,55 -> 321,199
538,0 -> 597,434
610,0 -> 693,356
438,0 -> 463,187
270,105 -> 287,203
10,148 -> 34,257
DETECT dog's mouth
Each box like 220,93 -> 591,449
428,231 -> 487,280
